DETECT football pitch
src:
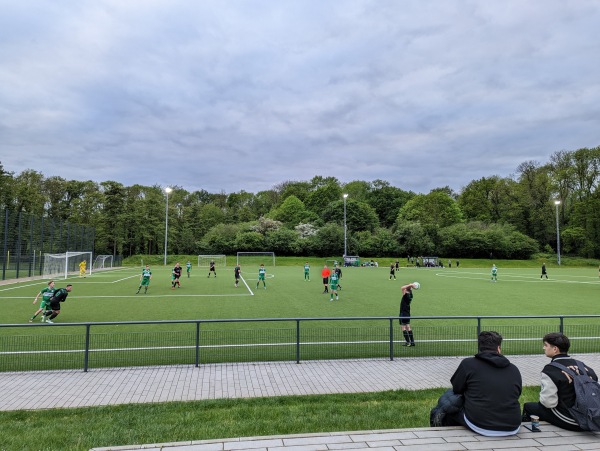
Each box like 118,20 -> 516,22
2,263 -> 600,325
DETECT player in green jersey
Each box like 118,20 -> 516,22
186,260 -> 192,278
256,264 -> 267,289
304,262 -> 310,281
491,264 -> 498,282
42,285 -> 73,324
137,265 -> 152,294
329,271 -> 339,301
30,280 -> 55,322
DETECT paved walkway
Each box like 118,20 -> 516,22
2,354 -> 600,450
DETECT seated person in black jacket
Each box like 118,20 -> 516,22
523,332 -> 598,431
442,331 -> 523,436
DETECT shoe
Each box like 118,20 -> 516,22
45,319 -> 54,324
40,316 -> 45,323
29,319 -> 33,323
402,342 -> 411,346
409,343 -> 415,347
336,296 -> 339,300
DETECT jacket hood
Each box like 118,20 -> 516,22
475,351 -> 511,368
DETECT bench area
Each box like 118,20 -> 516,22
92,422 -> 600,450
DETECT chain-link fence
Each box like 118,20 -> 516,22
0,209 -> 95,280
1,315 -> 599,372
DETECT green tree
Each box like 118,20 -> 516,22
270,195 -> 309,226
342,180 -> 371,203
397,191 -> 463,228
234,231 -> 265,251
265,228 -> 301,255
0,161 -> 14,210
367,180 -> 414,228
13,169 -> 46,215
322,199 -> 379,232
393,220 -> 435,256
100,181 -> 127,256
199,223 -> 242,254
306,223 -> 344,257
305,183 -> 342,216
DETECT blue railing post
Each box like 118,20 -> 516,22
84,324 -> 91,372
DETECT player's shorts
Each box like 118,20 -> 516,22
322,277 -> 329,284
330,283 -> 338,291
49,301 -> 61,311
258,275 -> 265,281
141,278 -> 150,286
399,308 -> 411,325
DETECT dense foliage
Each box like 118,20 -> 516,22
1,145 -> 599,259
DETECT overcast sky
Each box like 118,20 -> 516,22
1,1 -> 599,196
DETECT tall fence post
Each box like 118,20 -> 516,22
389,318 -> 394,361
559,316 -> 564,334
477,317 -> 482,335
296,320 -> 300,364
195,322 -> 200,367
84,324 -> 91,372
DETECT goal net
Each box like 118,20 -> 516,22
198,255 -> 227,268
237,252 -> 276,267
93,255 -> 114,271
43,251 -> 93,279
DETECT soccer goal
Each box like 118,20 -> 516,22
198,255 -> 227,268
237,252 -> 276,267
93,255 -> 114,271
43,251 -> 93,279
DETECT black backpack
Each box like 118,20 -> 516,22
550,360 -> 600,431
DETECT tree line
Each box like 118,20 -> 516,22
1,146 -> 599,259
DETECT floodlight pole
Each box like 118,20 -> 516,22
555,199 -> 561,266
164,187 -> 172,266
343,194 -> 348,258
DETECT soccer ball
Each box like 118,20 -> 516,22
412,282 -> 420,290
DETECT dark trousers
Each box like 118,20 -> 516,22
523,402 -> 582,432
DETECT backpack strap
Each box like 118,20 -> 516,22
550,360 -> 590,378
550,361 -> 578,378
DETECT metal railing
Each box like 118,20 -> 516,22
1,315 -> 599,372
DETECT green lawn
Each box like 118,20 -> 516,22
0,387 -> 543,451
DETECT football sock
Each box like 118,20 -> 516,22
408,331 -> 415,344
403,331 -> 410,343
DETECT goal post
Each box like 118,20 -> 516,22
237,252 -> 276,267
198,255 -> 227,268
43,251 -> 93,279
93,255 -> 114,271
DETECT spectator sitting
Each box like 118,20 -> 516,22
430,331 -> 522,436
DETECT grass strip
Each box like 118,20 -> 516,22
0,387 -> 540,450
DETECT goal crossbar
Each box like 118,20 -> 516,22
198,255 -> 227,267
236,252 -> 276,267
